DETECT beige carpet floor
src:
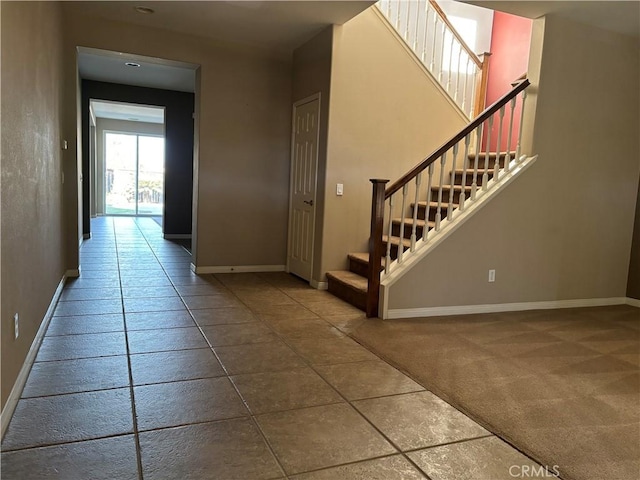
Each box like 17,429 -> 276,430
348,305 -> 640,480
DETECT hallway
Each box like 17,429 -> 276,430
2,217 -> 550,479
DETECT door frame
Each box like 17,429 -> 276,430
286,93 -> 321,283
102,129 -> 165,216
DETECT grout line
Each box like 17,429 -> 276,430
114,218 -> 146,480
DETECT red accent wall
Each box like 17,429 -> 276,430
484,11 -> 532,151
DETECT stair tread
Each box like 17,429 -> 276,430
326,270 -> 368,292
468,151 -> 515,159
392,217 -> 436,227
414,200 -> 460,207
382,235 -> 412,247
431,184 -> 472,191
451,168 -> 496,174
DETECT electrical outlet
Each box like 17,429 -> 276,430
488,269 -> 496,283
14,313 -> 19,339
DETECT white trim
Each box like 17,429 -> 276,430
1,275 -> 66,439
163,233 -> 191,240
192,264 -> 285,274
386,297 -> 629,319
310,280 -> 328,290
66,268 -> 81,278
626,297 -> 640,308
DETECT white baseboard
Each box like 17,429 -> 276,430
311,280 -> 328,290
626,297 -> 640,308
1,275 -> 67,439
164,234 -> 191,240
386,297 -> 629,319
192,264 -> 286,274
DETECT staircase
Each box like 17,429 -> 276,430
327,152 -> 508,311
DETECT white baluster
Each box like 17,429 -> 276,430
462,55 -> 470,112
494,105 -> 505,181
439,22 -> 446,82
404,0 -> 411,41
515,90 -> 527,163
421,1 -> 430,63
446,34 -> 454,93
397,184 -> 408,264
471,124 -> 482,200
385,0 -> 391,19
435,153 -> 446,231
413,0 -> 421,50
430,14 -> 438,73
448,142 -> 459,220
459,134 -> 471,212
410,173 -> 422,251
385,195 -> 394,272
483,115 -> 493,190
423,163 -> 434,243
395,0 -> 401,31
454,44 -> 463,102
505,96 -> 516,172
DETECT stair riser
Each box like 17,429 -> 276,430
381,241 -> 408,261
452,171 -> 495,186
412,203 -> 459,222
391,222 -> 427,240
467,158 -> 505,170
429,189 -> 466,204
349,257 -> 370,277
327,280 -> 367,311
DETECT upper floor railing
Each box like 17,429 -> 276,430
376,0 -> 490,118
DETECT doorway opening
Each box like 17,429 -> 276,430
104,132 -> 164,216
90,100 -> 166,221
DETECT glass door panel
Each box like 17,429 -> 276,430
105,133 -> 137,215
137,136 -> 165,215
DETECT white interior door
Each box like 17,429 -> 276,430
287,96 -> 320,281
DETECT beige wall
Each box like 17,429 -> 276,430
1,1 -> 65,410
291,26 -> 334,283
319,8 -> 467,281
389,15 -> 640,310
61,7 -> 292,270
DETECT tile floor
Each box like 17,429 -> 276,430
1,217 -> 555,479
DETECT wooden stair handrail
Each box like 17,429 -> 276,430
385,79 -> 530,199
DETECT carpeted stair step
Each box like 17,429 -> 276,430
467,151 -> 514,170
430,185 -> 472,204
411,201 -> 459,221
326,270 -> 367,311
391,218 -> 436,239
348,252 -> 383,278
382,234 -> 412,260
451,168 -> 495,186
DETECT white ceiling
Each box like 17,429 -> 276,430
74,1 -> 374,95
78,48 -> 198,93
67,1 -> 375,53
90,100 -> 166,124
464,1 -> 640,38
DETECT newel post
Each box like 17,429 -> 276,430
367,179 -> 389,318
473,52 -> 492,118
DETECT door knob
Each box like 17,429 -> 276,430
303,200 -> 314,206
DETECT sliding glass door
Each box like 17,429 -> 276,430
105,132 -> 164,215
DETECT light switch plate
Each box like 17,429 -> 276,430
336,183 -> 344,196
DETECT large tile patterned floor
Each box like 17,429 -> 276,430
1,217 -> 554,479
